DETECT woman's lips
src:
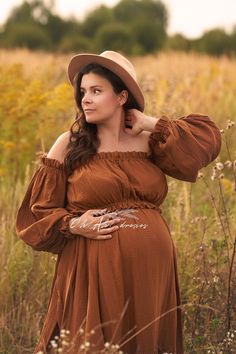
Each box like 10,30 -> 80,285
84,109 -> 95,113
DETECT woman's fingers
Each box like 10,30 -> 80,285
70,209 -> 124,240
96,234 -> 113,240
98,224 -> 120,234
94,218 -> 121,231
91,208 -> 107,217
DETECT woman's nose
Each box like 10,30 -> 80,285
82,93 -> 92,103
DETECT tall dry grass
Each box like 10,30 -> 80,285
0,49 -> 235,353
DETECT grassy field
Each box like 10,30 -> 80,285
0,48 -> 235,353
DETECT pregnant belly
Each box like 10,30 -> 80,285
98,208 -> 175,266
59,208 -> 175,273
56,208 -> 177,329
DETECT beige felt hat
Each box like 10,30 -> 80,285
67,50 -> 145,112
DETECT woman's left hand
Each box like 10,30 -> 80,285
124,109 -> 146,136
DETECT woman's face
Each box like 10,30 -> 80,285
79,72 -> 126,124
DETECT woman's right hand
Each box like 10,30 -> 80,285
68,208 -> 123,240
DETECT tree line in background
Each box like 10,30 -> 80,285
0,0 -> 236,57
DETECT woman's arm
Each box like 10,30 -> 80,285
124,109 -> 221,182
147,113 -> 222,182
16,131 -> 76,254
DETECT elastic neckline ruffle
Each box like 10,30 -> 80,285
91,151 -> 150,160
39,151 -> 151,169
40,154 -> 65,170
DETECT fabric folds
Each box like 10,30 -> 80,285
16,155 -> 76,254
148,113 -> 222,182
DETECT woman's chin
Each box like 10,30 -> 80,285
85,116 -> 107,124
86,117 -> 97,122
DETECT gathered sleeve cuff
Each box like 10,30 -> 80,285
16,155 -> 76,254
148,114 -> 222,182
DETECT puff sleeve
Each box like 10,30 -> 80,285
16,155 -> 76,254
148,113 -> 222,182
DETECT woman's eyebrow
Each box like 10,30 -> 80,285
80,85 -> 103,89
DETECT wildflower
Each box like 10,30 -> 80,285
111,344 -> 120,349
62,340 -> 69,346
84,341 -> 91,347
211,165 -> 218,180
215,162 -> 224,170
226,120 -> 235,129
199,244 -> 204,251
50,340 -> 58,348
219,173 -> 224,179
104,342 -> 110,348
224,160 -> 232,168
3,141 -> 15,149
220,129 -> 224,134
197,171 -> 204,178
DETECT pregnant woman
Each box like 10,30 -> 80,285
16,50 -> 222,353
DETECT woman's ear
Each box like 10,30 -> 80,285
118,90 -> 128,106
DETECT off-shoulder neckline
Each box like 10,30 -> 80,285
93,150 -> 150,159
41,150 -> 151,170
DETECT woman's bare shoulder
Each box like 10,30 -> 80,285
47,131 -> 71,163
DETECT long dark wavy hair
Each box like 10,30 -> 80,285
64,63 -> 140,175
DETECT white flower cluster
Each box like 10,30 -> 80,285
220,119 -> 235,134
103,341 -> 123,353
210,159 -> 235,181
79,341 -> 91,350
215,328 -> 236,352
197,171 -> 204,179
191,215 -> 208,223
226,119 -> 235,130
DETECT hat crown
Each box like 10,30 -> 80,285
100,50 -> 137,80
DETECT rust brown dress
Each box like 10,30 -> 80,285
16,114 -> 222,354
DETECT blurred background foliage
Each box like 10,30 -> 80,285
0,1 -> 236,352
0,0 -> 236,57
0,49 -> 235,351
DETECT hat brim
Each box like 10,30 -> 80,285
67,53 -> 145,112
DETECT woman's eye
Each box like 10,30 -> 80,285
80,89 -> 101,97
